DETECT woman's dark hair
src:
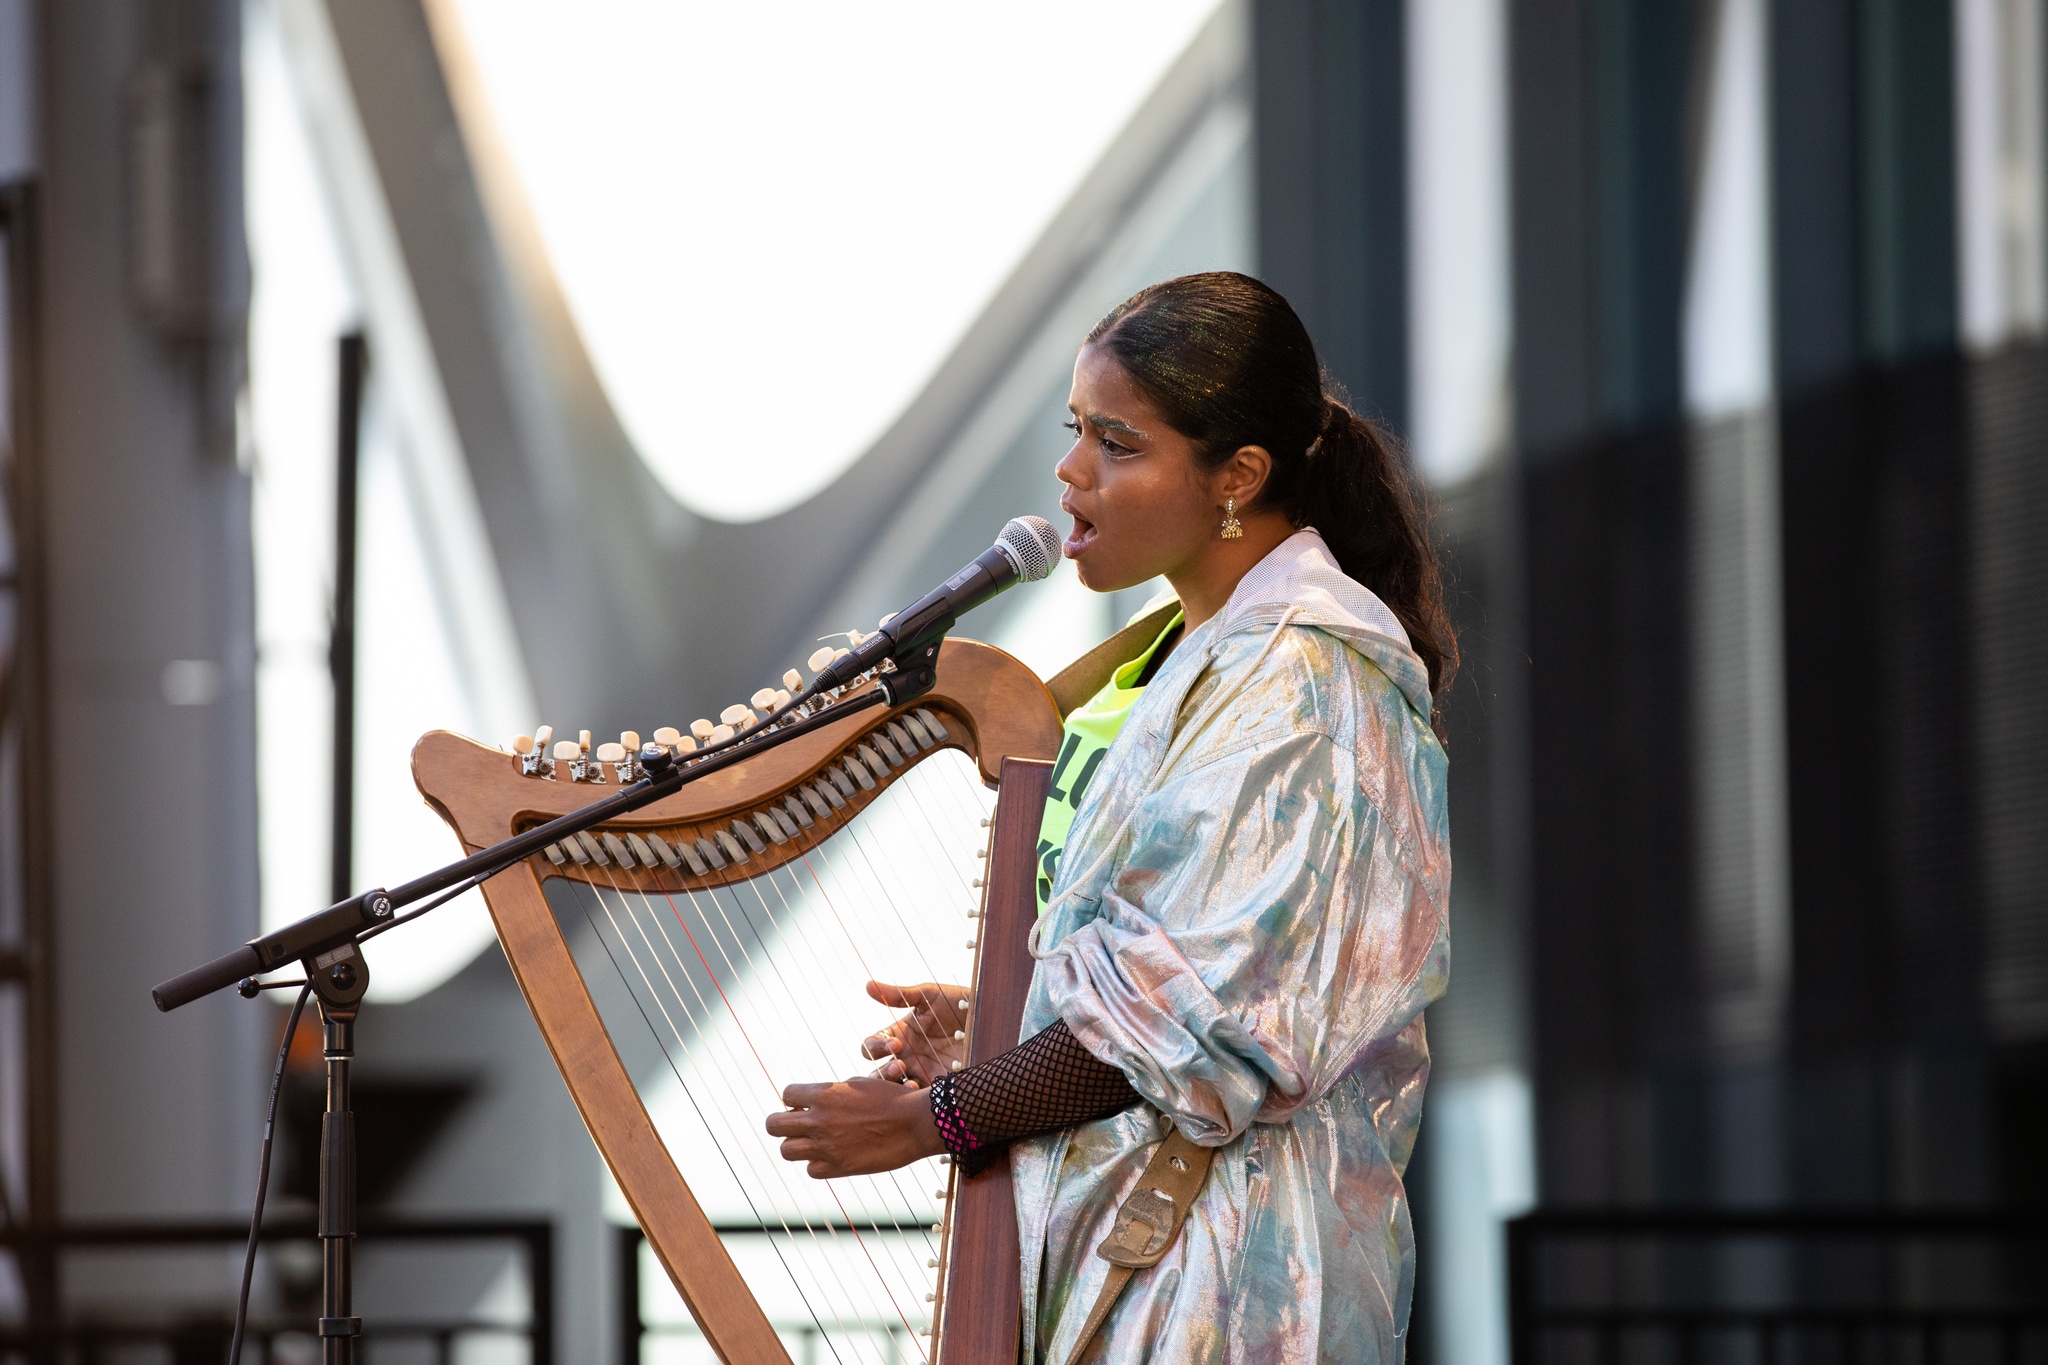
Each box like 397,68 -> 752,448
1086,271 -> 1459,707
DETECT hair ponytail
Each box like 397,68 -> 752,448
1087,272 -> 1459,714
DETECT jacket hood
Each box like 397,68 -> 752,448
1204,529 -> 1434,720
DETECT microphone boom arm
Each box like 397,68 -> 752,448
151,685 -> 890,1011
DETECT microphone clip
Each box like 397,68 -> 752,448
877,641 -> 941,707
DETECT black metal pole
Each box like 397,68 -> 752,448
3,178 -> 62,1365
329,331 -> 366,908
331,331 -> 365,906
313,945 -> 368,1365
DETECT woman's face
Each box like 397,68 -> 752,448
1055,344 -> 1218,593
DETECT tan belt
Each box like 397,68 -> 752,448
1058,1117 -> 1215,1365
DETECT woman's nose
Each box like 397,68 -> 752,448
1054,441 -> 1087,490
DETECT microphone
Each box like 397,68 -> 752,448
813,516 -> 1061,692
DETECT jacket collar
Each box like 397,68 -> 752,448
1189,529 -> 1433,720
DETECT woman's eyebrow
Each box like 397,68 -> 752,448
1085,412 -> 1147,439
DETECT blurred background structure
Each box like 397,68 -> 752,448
0,0 -> 2043,1360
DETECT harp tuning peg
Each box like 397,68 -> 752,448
720,703 -> 754,726
773,689 -> 792,710
674,734 -> 698,753
710,724 -> 735,743
750,688 -> 778,712
927,1257 -> 940,1268
979,817 -> 991,828
953,1029 -> 966,1041
620,730 -> 641,750
511,733 -> 535,755
534,725 -> 554,750
847,629 -> 866,647
595,742 -> 627,763
652,727 -> 681,748
578,730 -> 592,753
690,719 -> 715,741
807,646 -> 836,672
783,669 -> 803,691
552,740 -> 580,762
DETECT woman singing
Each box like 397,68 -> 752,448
767,272 -> 1454,1364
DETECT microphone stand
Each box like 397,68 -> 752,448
156,647 -> 942,1362
311,941 -> 367,1364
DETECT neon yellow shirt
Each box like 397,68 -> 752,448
1034,609 -> 1184,912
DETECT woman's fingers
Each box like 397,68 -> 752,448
852,983 -> 971,1089
867,981 -> 968,1029
763,1074 -> 944,1178
866,980 -> 915,1009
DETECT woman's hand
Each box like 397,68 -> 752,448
859,981 -> 969,1086
766,1075 -> 946,1178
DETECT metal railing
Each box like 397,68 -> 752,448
1508,1208 -> 2048,1365
0,1216 -> 553,1364
615,1224 -> 929,1365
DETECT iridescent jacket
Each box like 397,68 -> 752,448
1015,530 -> 1451,1364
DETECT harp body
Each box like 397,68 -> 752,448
412,639 -> 1062,1364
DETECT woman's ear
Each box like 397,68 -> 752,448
1213,444 -> 1274,510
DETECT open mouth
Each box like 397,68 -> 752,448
1064,512 -> 1097,559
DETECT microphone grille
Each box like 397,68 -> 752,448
998,516 -> 1061,582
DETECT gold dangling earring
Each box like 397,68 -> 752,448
1220,495 -> 1244,540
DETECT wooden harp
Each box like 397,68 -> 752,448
411,639 -> 1060,1364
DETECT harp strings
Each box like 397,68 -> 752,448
571,883 -> 853,1351
570,750 -> 997,1362
585,865 -> 893,1347
590,854 -> 926,1352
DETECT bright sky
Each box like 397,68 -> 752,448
447,0 -> 1222,522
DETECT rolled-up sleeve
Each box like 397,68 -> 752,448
1030,727 -> 1448,1147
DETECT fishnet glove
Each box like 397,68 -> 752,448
929,1019 -> 1140,1175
